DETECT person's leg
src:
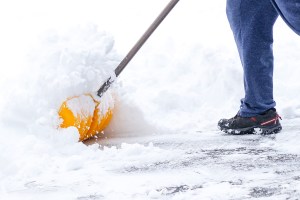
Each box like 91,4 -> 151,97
226,0 -> 279,117
271,0 -> 300,35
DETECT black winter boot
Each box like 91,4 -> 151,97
218,108 -> 282,135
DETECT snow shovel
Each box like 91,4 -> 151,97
58,0 -> 180,141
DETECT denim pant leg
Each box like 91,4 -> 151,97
271,0 -> 300,35
226,0 -> 279,117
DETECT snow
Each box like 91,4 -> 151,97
1,0 -> 300,199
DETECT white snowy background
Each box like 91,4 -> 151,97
1,0 -> 300,199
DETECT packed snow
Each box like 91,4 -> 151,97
1,0 -> 300,199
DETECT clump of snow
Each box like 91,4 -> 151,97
65,95 -> 96,118
1,24 -> 118,131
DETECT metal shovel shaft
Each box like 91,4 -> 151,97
97,0 -> 180,97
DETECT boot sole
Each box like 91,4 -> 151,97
220,123 -> 282,135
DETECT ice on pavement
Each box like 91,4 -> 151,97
1,0 -> 300,199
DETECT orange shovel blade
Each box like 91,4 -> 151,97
58,94 -> 113,141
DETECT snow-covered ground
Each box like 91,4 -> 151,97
1,0 -> 300,199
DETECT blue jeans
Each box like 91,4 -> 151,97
226,0 -> 300,117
